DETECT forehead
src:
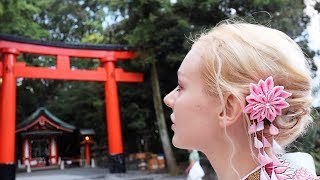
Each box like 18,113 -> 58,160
178,48 -> 202,78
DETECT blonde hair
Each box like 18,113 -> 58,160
194,22 -> 313,148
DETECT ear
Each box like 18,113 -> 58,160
218,93 -> 243,128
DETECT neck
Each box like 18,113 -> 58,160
201,129 -> 259,180
204,146 -> 258,180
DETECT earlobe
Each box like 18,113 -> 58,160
218,93 -> 244,128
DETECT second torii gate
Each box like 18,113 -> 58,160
0,34 -> 143,179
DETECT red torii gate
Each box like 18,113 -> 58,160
0,34 -> 143,179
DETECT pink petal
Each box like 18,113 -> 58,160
279,90 -> 292,99
248,123 -> 257,134
275,107 -> 281,115
246,95 -> 259,104
270,124 -> 279,135
261,95 -> 268,103
244,103 -> 254,113
266,106 -> 277,122
262,136 -> 271,147
253,104 -> 265,111
258,108 -> 267,122
250,83 -> 260,96
271,97 -> 285,104
254,136 -> 263,149
271,86 -> 284,99
265,76 -> 274,91
251,108 -> 263,120
257,121 -> 264,131
258,79 -> 268,95
273,101 -> 290,109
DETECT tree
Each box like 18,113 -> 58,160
108,0 -> 316,174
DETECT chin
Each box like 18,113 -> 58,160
172,135 -> 191,150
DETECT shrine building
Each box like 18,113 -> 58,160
15,108 -> 80,167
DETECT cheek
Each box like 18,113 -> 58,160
172,96 -> 218,149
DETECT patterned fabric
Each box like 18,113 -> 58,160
246,169 -> 260,180
292,168 -> 319,180
245,166 -> 319,180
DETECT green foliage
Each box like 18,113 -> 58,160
0,0 -> 49,38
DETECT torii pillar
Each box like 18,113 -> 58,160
102,56 -> 142,173
0,48 -> 18,180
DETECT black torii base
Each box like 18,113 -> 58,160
0,164 -> 15,180
109,153 -> 126,173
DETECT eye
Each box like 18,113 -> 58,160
176,84 -> 181,92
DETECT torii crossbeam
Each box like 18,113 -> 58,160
0,34 -> 143,179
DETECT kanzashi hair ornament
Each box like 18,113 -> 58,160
244,76 -> 292,180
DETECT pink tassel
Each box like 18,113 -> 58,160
270,153 -> 282,166
254,136 -> 263,149
260,168 -> 270,180
258,151 -> 272,165
271,170 -> 278,180
262,136 -> 271,147
272,139 -> 283,154
263,151 -> 273,164
269,123 -> 279,135
257,121 -> 264,131
248,123 -> 257,134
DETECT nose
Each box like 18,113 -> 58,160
163,88 -> 176,108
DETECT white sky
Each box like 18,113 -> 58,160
304,0 -> 320,106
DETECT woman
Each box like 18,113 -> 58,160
164,22 -> 318,179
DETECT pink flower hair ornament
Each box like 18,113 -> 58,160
244,76 -> 292,122
244,76 -> 292,180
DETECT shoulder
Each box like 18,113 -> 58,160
246,153 -> 318,180
282,152 -> 317,177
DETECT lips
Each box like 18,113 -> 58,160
170,114 -> 175,124
170,114 -> 176,131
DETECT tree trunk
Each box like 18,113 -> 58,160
150,61 -> 179,175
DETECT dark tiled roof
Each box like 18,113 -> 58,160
16,107 -> 76,130
0,33 -> 131,51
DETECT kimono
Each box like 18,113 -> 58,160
245,152 -> 318,180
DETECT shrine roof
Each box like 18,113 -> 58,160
16,107 -> 76,131
80,129 -> 95,136
21,130 -> 63,136
0,33 -> 131,51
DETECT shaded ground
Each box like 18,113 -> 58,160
16,167 -> 187,180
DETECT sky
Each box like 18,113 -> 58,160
304,0 -> 320,106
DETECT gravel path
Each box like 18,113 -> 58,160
16,167 -> 186,180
